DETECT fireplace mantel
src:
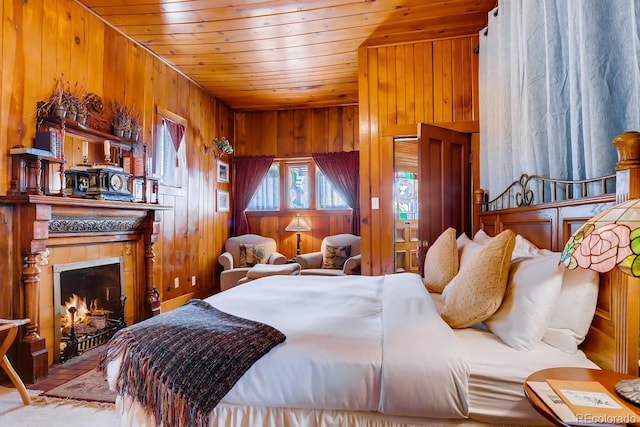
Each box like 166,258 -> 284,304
0,194 -> 170,382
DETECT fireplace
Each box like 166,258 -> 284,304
53,257 -> 127,363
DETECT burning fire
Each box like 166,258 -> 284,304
60,294 -> 91,328
60,294 -> 110,329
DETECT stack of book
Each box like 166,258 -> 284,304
527,379 -> 639,426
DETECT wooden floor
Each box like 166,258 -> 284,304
25,348 -> 104,392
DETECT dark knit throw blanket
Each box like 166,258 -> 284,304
97,299 -> 286,427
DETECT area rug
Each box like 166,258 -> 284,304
0,386 -> 117,427
41,369 -> 116,404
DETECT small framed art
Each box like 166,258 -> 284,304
217,189 -> 230,212
217,160 -> 229,183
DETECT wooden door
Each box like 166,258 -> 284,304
395,219 -> 419,272
417,124 -> 471,275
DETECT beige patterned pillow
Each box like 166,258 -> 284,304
239,244 -> 267,267
440,229 -> 516,328
423,227 -> 458,293
323,245 -> 351,269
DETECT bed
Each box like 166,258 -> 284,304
101,133 -> 640,427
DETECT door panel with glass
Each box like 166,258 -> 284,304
394,139 -> 419,273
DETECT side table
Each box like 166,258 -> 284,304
524,367 -> 640,426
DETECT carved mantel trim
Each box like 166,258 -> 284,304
49,215 -> 147,233
0,194 -> 170,382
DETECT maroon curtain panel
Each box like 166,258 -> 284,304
163,117 -> 185,151
232,155 -> 275,236
312,151 -> 360,235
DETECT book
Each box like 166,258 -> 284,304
546,379 -> 638,425
527,381 -> 583,424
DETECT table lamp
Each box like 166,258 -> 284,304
285,213 -> 312,255
559,197 -> 640,403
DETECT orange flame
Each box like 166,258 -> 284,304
60,294 -> 92,328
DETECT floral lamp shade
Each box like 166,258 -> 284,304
560,198 -> 640,277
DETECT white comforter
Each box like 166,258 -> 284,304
107,273 -> 470,419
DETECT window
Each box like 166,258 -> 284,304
247,158 -> 350,211
317,169 -> 348,209
288,164 -> 309,209
153,107 -> 187,188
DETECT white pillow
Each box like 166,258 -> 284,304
456,232 -> 472,256
472,229 -> 493,244
542,267 -> 599,353
484,253 -> 564,350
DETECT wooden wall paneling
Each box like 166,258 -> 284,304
386,47 -> 398,126
293,109 -> 311,156
311,108 -> 329,153
196,93 -> 208,291
357,47 -> 372,275
85,11 -> 105,97
185,84 -> 200,290
0,206 -> 12,318
394,46 -> 406,124
161,192 -> 176,298
277,110 -> 295,157
0,2 -> 8,192
1,3 -> 22,190
367,47 -> 382,275
102,27 -> 127,104
124,43 -> 146,119
69,1 -> 88,86
423,42 -> 435,123
451,38 -> 464,122
207,98 -> 220,290
404,45 -> 416,125
261,111 -> 279,156
342,106 -> 357,151
55,0 -> 72,82
413,43 -> 425,123
23,1 -> 43,149
327,107 -> 342,153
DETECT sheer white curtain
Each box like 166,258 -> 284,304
479,0 -> 640,198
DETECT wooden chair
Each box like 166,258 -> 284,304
0,319 -> 31,405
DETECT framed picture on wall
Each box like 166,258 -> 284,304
217,189 -> 230,212
217,160 -> 229,183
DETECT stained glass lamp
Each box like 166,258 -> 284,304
559,197 -> 640,404
559,198 -> 640,277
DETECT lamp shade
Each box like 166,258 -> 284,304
559,198 -> 640,277
285,213 -> 312,232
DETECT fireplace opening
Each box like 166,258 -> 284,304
53,257 -> 127,363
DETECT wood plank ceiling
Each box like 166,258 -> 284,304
77,0 -> 497,111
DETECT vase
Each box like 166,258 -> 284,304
54,105 -> 67,119
112,126 -> 125,138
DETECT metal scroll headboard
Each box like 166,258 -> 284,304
477,173 -> 616,212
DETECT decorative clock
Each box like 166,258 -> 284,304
85,166 -> 134,202
64,169 -> 90,197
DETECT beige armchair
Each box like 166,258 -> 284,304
218,234 -> 287,291
295,234 -> 361,276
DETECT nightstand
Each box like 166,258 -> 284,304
524,367 -> 640,426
